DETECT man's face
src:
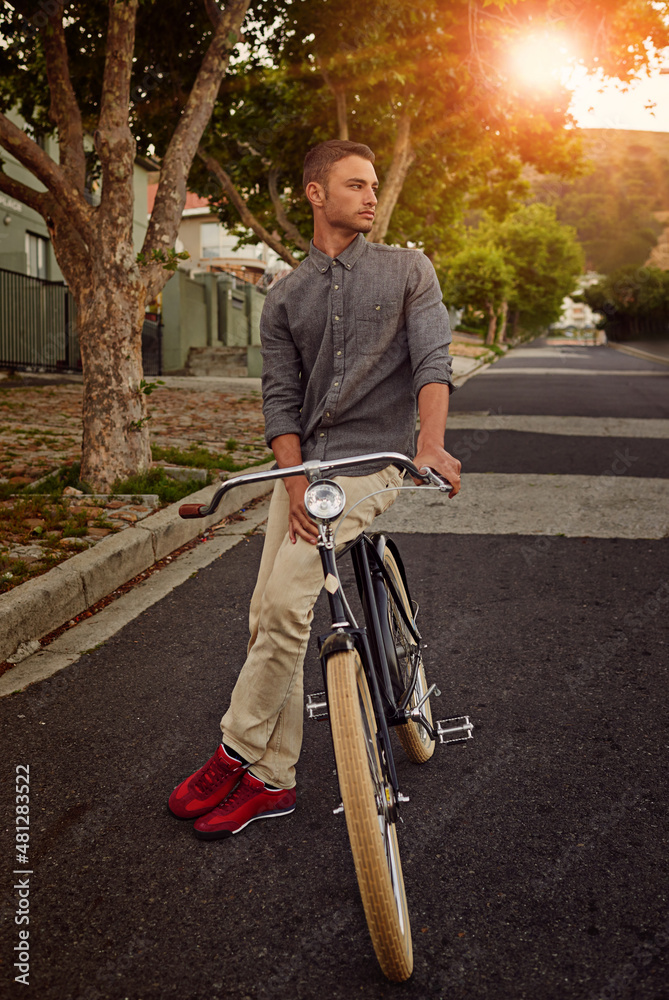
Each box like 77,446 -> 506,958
320,155 -> 379,234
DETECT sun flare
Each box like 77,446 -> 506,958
508,31 -> 575,91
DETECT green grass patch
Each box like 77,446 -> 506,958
23,462 -> 90,497
111,467 -> 213,504
151,443 -> 270,474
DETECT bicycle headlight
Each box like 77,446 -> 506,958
304,479 -> 346,522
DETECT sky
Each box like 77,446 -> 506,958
568,63 -> 669,132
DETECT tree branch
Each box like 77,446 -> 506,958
199,150 -> 299,268
0,168 -> 47,216
268,169 -> 310,253
369,113 -> 415,243
42,6 -> 87,192
95,0 -> 138,234
0,112 -> 93,238
99,0 -> 138,133
204,0 -> 223,29
143,0 -> 250,260
318,59 -> 348,140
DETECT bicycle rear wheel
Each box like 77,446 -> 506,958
327,649 -> 413,981
382,549 -> 436,764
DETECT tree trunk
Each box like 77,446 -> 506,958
368,113 -> 416,244
496,300 -> 509,343
78,271 -> 150,491
484,303 -> 497,345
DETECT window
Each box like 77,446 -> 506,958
201,222 -> 224,258
26,232 -> 48,279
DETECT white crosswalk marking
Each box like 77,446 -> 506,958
445,415 -> 669,438
481,367 -> 668,377
372,474 -> 669,539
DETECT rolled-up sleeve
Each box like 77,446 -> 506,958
405,253 -> 455,396
260,289 -> 305,446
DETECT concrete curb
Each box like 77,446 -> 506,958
0,499 -> 272,697
0,463 -> 274,663
607,342 -> 669,368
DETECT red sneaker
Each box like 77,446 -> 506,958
193,772 -> 296,840
168,744 -> 247,819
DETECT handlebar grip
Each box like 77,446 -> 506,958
179,503 -> 208,519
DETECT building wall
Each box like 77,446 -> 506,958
0,110 -> 150,282
161,267 -> 266,373
0,112 -> 58,279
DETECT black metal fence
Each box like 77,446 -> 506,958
0,267 -> 162,374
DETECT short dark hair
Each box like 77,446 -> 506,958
303,139 -> 375,192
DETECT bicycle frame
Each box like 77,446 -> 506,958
179,449 -> 464,814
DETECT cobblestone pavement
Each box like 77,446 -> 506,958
0,375 -> 271,592
0,375 -> 269,488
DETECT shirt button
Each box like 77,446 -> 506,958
333,261 -> 338,266
320,432 -> 325,438
334,315 -> 340,321
334,381 -> 339,387
321,267 -> 326,272
334,284 -> 339,290
326,411 -> 331,417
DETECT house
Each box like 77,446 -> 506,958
148,185 -> 279,285
551,271 -> 603,335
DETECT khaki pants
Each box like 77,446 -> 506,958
220,464 -> 403,788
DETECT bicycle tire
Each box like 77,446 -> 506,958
383,549 -> 436,764
327,649 -> 413,981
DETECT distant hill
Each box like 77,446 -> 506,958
530,129 -> 669,273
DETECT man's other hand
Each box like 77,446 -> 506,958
284,475 -> 320,544
412,444 -> 461,497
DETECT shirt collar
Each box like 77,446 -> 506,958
309,232 -> 367,273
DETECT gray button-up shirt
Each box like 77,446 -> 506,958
260,233 -> 454,475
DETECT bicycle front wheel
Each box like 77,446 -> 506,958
382,549 -> 436,764
327,649 -> 413,982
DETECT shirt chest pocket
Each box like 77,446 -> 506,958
354,300 -> 400,355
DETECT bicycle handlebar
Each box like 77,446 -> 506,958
178,451 -> 452,520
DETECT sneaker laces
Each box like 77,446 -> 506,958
212,775 -> 259,812
193,754 -> 232,795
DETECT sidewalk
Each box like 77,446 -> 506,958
607,339 -> 669,367
0,348 -> 492,676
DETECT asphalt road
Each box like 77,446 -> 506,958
2,339 -> 668,1000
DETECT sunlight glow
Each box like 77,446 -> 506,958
508,31 -> 576,91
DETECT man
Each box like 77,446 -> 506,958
168,139 -> 461,840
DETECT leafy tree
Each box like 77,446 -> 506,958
440,204 -> 583,340
581,266 -> 669,341
491,204 -> 584,332
0,0 -> 250,490
194,0 -> 669,260
445,245 -> 515,344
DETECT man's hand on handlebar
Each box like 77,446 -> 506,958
412,443 -> 461,497
284,474 -> 320,545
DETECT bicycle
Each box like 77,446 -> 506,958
180,451 -> 473,982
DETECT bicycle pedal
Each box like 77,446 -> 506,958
306,691 -> 329,721
436,716 -> 474,744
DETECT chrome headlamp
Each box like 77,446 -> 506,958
303,479 -> 346,522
